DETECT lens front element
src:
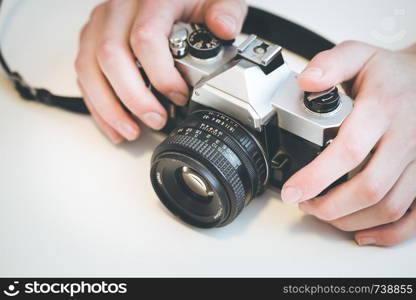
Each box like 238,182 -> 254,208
181,166 -> 214,198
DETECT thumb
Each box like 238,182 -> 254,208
298,41 -> 378,92
203,0 -> 247,40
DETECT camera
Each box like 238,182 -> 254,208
148,23 -> 353,228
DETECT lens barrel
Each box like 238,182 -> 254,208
150,110 -> 267,228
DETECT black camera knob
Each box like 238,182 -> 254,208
304,86 -> 340,113
187,25 -> 222,59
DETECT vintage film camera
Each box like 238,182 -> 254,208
149,23 -> 352,228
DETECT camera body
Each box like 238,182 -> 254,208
150,23 -> 353,228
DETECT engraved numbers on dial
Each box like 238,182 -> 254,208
175,127 -> 241,169
202,112 -> 238,133
187,27 -> 222,59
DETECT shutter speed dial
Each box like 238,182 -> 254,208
187,26 -> 222,59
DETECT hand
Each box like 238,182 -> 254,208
75,0 -> 247,143
281,41 -> 416,246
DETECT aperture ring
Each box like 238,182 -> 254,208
187,110 -> 267,195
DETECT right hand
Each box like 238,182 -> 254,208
75,0 -> 247,143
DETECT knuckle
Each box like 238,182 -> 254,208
359,176 -> 383,205
89,3 -> 105,21
383,201 -> 407,223
74,56 -> 89,74
97,38 -> 123,62
130,23 -> 154,46
314,49 -> 332,60
310,50 -> 332,64
315,205 -> 337,221
339,135 -> 367,167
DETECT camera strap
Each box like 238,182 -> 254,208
0,2 -> 334,115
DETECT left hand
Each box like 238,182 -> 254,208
281,41 -> 416,247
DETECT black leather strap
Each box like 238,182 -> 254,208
243,7 -> 334,60
0,2 -> 334,115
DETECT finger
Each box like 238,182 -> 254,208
298,123 -> 416,221
297,40 -> 377,92
202,0 -> 247,40
355,199 -> 416,246
282,44 -> 392,204
96,0 -> 167,130
78,80 -> 124,144
328,161 -> 416,230
282,87 -> 391,203
75,4 -> 140,141
130,0 -> 189,106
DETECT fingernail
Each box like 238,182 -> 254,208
281,186 -> 303,203
169,92 -> 188,106
357,237 -> 376,246
117,121 -> 139,141
300,67 -> 323,79
215,15 -> 236,35
142,112 -> 166,130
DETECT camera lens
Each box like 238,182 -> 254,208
150,110 -> 268,228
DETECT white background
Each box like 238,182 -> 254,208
0,0 -> 415,277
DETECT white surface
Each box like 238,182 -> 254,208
0,0 -> 415,277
